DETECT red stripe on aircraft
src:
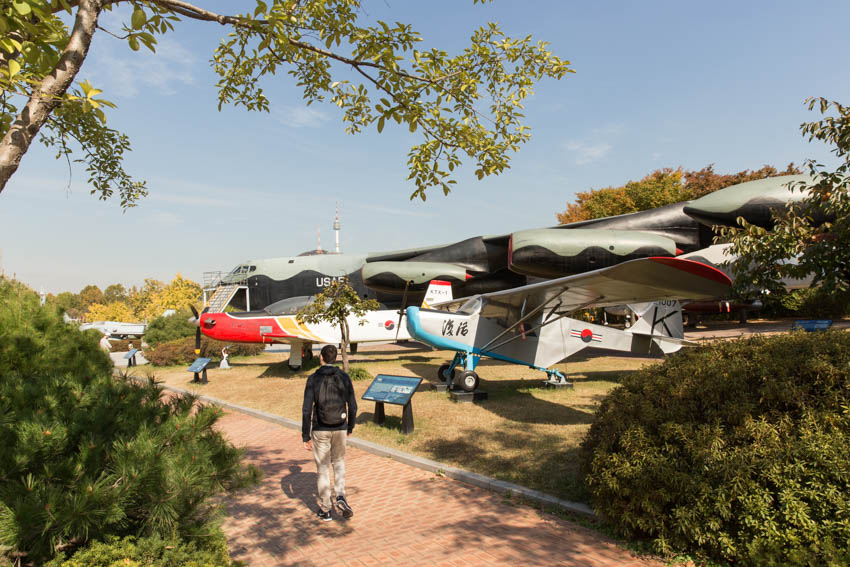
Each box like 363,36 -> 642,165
430,280 -> 452,286
648,257 -> 732,286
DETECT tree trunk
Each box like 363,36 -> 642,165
340,320 -> 350,372
0,0 -> 102,193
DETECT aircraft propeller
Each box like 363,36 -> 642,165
394,279 -> 413,342
189,305 -> 209,355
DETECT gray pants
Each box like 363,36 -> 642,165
311,429 -> 347,512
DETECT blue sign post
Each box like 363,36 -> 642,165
362,374 -> 423,434
188,357 -> 212,384
124,348 -> 139,367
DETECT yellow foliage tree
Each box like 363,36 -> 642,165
132,274 -> 202,321
86,301 -> 138,323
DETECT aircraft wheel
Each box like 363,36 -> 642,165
437,363 -> 455,384
350,342 -> 358,354
288,364 -> 301,372
303,347 -> 314,362
458,370 -> 479,392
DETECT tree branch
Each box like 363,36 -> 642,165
0,0 -> 102,193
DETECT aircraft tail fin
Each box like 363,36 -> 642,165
421,280 -> 453,309
627,300 -> 685,354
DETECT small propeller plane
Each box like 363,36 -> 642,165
405,256 -> 732,391
192,284 -> 450,371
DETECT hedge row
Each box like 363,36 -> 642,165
144,337 -> 264,366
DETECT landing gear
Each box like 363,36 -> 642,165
437,352 -> 480,392
543,368 -> 572,388
437,363 -> 455,384
303,346 -> 314,362
289,340 -> 304,371
458,370 -> 479,392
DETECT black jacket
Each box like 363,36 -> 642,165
302,365 -> 357,442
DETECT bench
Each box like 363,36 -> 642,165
791,319 -> 833,332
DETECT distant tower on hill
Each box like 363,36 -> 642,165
334,202 -> 341,253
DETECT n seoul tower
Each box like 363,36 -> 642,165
334,202 -> 341,253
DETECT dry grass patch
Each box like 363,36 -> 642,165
144,344 -> 658,503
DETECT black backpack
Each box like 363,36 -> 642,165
316,368 -> 348,426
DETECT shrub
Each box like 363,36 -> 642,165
143,310 -> 196,347
144,337 -> 264,366
581,331 -> 850,566
348,366 -> 372,381
44,533 -> 235,567
0,278 -> 112,380
0,278 -> 260,564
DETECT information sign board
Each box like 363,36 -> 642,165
362,374 -> 422,406
188,358 -> 212,373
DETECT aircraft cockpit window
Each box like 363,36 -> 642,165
249,266 -> 257,272
230,265 -> 252,275
263,296 -> 315,316
457,297 -> 482,315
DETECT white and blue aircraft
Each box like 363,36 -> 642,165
405,257 -> 732,391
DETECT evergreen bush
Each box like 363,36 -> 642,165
143,310 -> 196,347
348,366 -> 372,381
43,533 -> 235,567
0,278 -> 260,564
581,331 -> 850,566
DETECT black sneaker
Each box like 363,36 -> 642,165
316,508 -> 332,522
336,496 -> 354,518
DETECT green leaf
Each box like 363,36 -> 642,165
12,0 -> 31,16
377,116 -> 385,133
128,36 -> 140,52
131,6 -> 147,30
8,59 -> 20,78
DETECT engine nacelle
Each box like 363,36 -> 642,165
508,228 -> 678,278
361,261 -> 469,293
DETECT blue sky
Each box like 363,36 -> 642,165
2,0 -> 848,293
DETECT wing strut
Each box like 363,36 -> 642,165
483,296 -> 603,353
477,291 -> 567,352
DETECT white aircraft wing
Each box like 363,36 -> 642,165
438,256 -> 732,324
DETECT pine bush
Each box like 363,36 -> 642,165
348,366 -> 372,381
581,330 -> 850,566
0,278 -> 260,564
43,533 -> 235,567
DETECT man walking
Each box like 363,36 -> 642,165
302,344 -> 357,521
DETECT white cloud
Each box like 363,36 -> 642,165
564,141 -> 613,165
276,106 -> 330,128
91,37 -> 197,98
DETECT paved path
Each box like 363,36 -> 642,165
216,411 -> 662,567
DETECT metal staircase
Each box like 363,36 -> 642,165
206,284 -> 240,313
203,271 -> 249,313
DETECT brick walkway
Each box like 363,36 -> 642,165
216,411 -> 662,567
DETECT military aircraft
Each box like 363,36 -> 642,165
206,174 -> 809,316
405,257 -> 732,391
194,283 -> 451,370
